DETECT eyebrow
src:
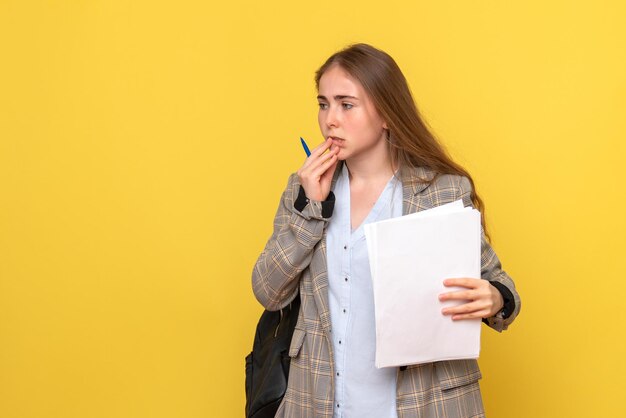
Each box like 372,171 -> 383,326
317,95 -> 359,101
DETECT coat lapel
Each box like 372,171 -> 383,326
401,165 -> 437,215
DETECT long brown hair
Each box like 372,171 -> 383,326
315,43 -> 490,240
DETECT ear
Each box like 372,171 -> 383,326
382,121 -> 388,130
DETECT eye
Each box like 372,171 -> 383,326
342,103 -> 354,110
318,102 -> 329,110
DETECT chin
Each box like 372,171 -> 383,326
336,151 -> 349,161
333,146 -> 346,156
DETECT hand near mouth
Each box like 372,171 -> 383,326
297,137 -> 340,201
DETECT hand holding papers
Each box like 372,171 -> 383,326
364,200 -> 482,368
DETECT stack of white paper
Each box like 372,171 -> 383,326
364,200 -> 482,368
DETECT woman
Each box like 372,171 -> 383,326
252,43 -> 520,418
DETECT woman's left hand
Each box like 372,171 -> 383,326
439,278 -> 504,320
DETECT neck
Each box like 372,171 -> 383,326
345,141 -> 396,183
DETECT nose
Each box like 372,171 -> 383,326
324,105 -> 340,129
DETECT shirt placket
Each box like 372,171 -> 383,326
334,233 -> 352,415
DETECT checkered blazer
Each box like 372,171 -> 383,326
252,163 -> 521,418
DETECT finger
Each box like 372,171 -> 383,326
310,152 -> 338,178
323,157 -> 339,177
299,139 -> 332,172
451,310 -> 491,320
303,147 -> 338,174
439,289 -> 476,301
310,138 -> 333,157
443,278 -> 480,288
313,145 -> 339,164
442,300 -> 488,316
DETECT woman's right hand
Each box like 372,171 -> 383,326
296,138 -> 339,201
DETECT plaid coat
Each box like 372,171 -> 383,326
252,164 -> 521,418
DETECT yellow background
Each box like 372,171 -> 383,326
1,1 -> 625,417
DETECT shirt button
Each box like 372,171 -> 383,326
343,309 -> 346,313
343,245 -> 347,250
339,340 -> 342,344
337,372 -> 340,376
337,404 -> 340,408
344,277 -> 348,282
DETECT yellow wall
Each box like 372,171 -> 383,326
1,1 -> 625,417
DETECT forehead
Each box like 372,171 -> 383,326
318,65 -> 363,96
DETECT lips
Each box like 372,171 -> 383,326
329,136 -> 345,142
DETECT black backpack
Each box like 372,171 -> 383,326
245,294 -> 301,418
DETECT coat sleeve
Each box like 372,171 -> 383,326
252,173 -> 332,311
457,176 -> 522,332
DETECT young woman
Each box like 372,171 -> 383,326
252,43 -> 521,418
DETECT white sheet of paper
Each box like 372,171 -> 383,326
364,200 -> 481,368
365,200 -> 464,281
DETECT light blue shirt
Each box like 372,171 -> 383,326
326,164 -> 403,418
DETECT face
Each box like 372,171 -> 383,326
317,65 -> 388,162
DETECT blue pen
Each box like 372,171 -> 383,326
300,137 -> 311,157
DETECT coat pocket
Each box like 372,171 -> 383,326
434,359 -> 482,390
288,328 -> 306,358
